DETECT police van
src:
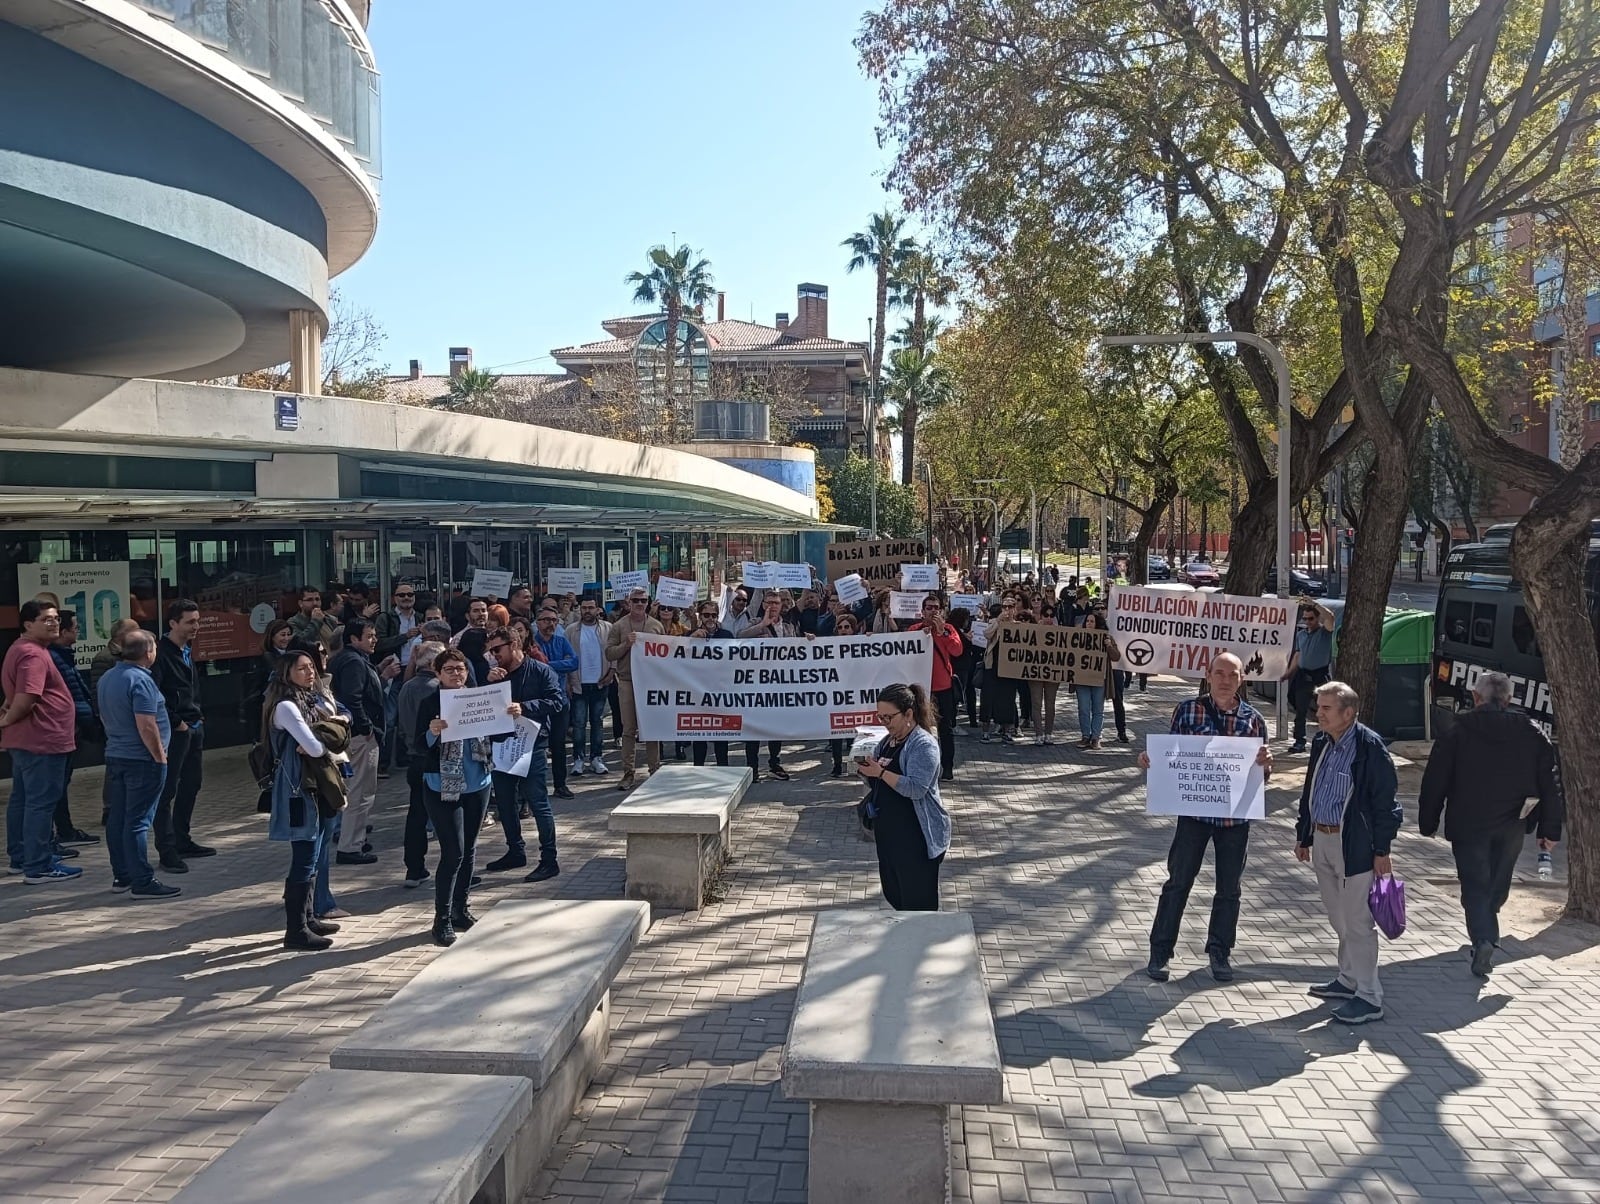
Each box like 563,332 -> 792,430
1431,521 -> 1600,736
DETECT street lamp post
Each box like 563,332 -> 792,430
1101,331 -> 1293,739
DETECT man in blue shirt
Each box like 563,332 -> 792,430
1282,597 -> 1336,753
533,605 -> 579,800
1294,680 -> 1401,1024
97,631 -> 179,899
1139,653 -> 1273,983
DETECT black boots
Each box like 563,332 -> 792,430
450,906 -> 478,931
432,913 -> 457,946
283,881 -> 332,951
306,893 -> 341,936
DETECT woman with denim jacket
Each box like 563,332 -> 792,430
857,682 -> 951,910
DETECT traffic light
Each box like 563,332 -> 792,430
979,534 -> 990,548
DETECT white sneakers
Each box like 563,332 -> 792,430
590,756 -> 609,775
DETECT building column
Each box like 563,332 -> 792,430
289,309 -> 323,396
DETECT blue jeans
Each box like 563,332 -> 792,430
570,684 -> 607,759
492,741 -> 554,864
1076,685 -> 1107,740
105,757 -> 167,888
315,813 -> 339,913
6,750 -> 71,876
289,812 -> 340,885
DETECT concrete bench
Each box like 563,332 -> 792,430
608,764 -> 751,910
172,1068 -> 531,1204
329,898 -> 649,1189
782,910 -> 1004,1204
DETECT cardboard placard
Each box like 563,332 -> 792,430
824,539 -> 927,586
994,622 -> 1109,685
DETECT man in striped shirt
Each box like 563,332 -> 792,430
1139,652 -> 1273,983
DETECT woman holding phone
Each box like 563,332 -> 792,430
856,683 -> 950,911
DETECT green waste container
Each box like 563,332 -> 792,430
1375,609 -> 1434,739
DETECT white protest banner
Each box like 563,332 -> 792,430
1145,735 -> 1266,821
900,563 -> 940,591
890,591 -> 927,620
775,563 -> 814,590
993,622 -> 1109,685
631,632 -> 933,742
968,622 -> 989,649
490,716 -> 544,777
824,538 -> 927,586
17,561 -> 130,670
950,592 -> 984,616
654,575 -> 699,608
835,573 -> 869,606
610,569 -> 650,595
470,568 -> 514,599
741,562 -> 778,589
1107,586 -> 1295,680
439,681 -> 516,740
546,568 -> 586,597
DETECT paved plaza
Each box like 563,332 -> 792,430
3,680 -> 1598,1203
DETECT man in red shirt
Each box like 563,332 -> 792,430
910,595 -> 965,782
3,601 -> 82,882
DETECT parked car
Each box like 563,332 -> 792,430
1147,555 -> 1171,581
1266,565 -> 1328,596
1179,559 -> 1221,587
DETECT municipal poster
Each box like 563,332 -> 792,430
16,561 -> 130,669
1145,735 -> 1266,820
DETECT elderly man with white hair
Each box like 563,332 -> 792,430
1419,670 -> 1562,978
1293,681 -> 1404,1024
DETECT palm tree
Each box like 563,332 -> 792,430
882,346 -> 953,485
843,211 -> 913,462
890,248 -> 955,359
441,367 -> 505,415
625,244 -> 715,436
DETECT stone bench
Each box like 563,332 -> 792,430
782,910 -> 1005,1204
172,1068 -> 531,1204
329,898 -> 649,1191
608,764 -> 751,910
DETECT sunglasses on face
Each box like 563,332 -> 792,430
487,643 -> 511,655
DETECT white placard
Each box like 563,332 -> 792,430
631,632 -> 933,742
654,575 -> 699,608
490,716 -> 544,777
1145,735 -> 1266,820
470,568 -> 514,599
968,622 -> 989,649
741,561 -> 778,589
835,573 -> 870,606
901,563 -> 940,590
889,591 -> 927,620
438,681 -> 516,740
776,563 -> 814,590
610,569 -> 650,595
949,592 -> 984,615
1107,586 -> 1296,679
546,568 -> 586,597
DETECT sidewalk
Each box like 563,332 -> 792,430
3,682 -> 1598,1203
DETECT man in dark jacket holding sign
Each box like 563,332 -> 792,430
479,626 -> 567,882
1293,681 -> 1402,1025
1139,653 -> 1273,984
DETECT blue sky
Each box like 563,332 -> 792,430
339,1 -> 906,376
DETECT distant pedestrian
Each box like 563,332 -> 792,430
1282,598 -> 1335,753
1419,670 -> 1562,977
151,599 -> 213,873
857,683 -> 951,911
329,616 -> 385,864
1293,682 -> 1402,1023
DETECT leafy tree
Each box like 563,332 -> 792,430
625,244 -> 715,441
826,451 -> 921,538
882,344 -> 953,485
437,367 -> 510,418
888,247 -> 957,481
843,210 -> 915,466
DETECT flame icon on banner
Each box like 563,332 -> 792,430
1244,651 -> 1265,677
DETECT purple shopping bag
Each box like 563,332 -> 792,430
1368,874 -> 1407,940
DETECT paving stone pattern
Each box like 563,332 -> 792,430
3,680 -> 1598,1203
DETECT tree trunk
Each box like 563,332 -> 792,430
1131,482 -> 1177,585
1336,442 -> 1411,724
873,270 -> 890,472
1222,489 -> 1276,595
1512,467 -> 1600,923
900,399 -> 918,486
663,300 -> 681,443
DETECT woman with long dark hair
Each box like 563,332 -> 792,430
414,647 -> 518,946
856,682 -> 951,910
264,650 -> 348,951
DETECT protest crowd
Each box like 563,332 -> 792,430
2,549 -> 1563,997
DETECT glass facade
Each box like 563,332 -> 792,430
130,0 -> 382,184
1,522 -> 802,755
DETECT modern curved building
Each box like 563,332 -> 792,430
0,0 -> 379,386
